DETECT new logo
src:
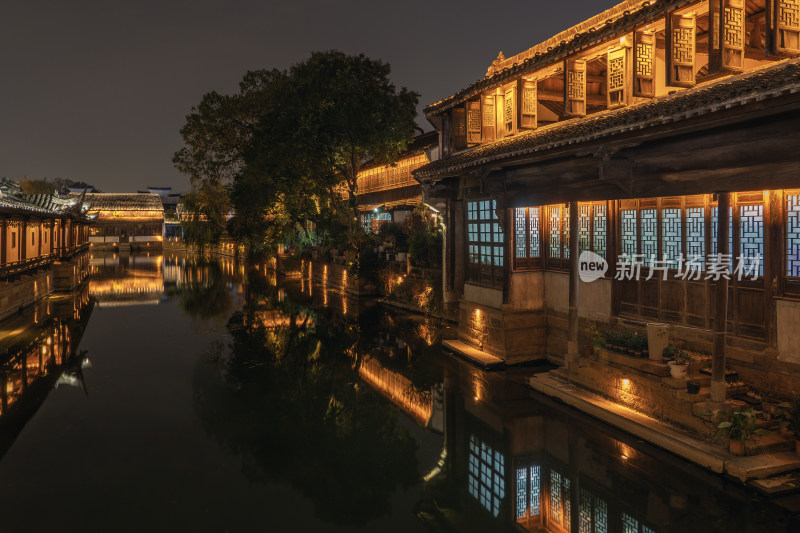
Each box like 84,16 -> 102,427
579,251 -> 608,283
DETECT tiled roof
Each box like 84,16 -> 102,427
415,59 -> 800,180
0,178 -> 85,217
359,131 -> 438,173
425,0 -> 689,116
81,193 -> 164,212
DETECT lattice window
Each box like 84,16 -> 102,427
514,207 -> 541,268
579,488 -> 608,533
579,204 -> 592,253
467,434 -> 505,517
642,209 -> 658,259
686,207 -> 705,269
787,194 -> 800,277
622,513 -> 654,533
550,205 -> 563,259
636,42 -> 653,77
723,5 -> 743,47
550,470 -> 571,529
621,210 -> 638,257
522,85 -> 537,114
515,464 -> 541,522
467,199 -> 504,284
673,27 -> 694,63
739,204 -> 764,276
594,204 -> 607,258
568,70 -> 585,98
516,468 -> 527,520
608,55 -> 625,91
662,208 -> 682,265
530,465 -> 540,518
780,0 -> 800,28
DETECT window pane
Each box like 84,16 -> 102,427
593,204 -> 607,258
661,208 -> 682,265
549,205 -> 562,259
530,207 -> 540,258
642,209 -> 657,260
578,204 -> 591,254
739,204 -> 764,276
515,208 -> 527,259
788,194 -> 800,277
686,207 -> 705,269
621,210 -> 637,257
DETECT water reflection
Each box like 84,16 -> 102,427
192,275 -> 444,526
0,284 -> 93,459
0,253 -> 798,531
89,252 -> 164,306
422,358 -> 800,532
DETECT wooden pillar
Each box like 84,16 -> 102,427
0,218 -> 6,266
567,200 -> 580,360
20,219 -> 27,262
712,192 -> 730,402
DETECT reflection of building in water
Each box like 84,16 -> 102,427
421,358 -> 798,533
0,287 -> 93,459
358,356 -> 437,427
88,252 -> 164,307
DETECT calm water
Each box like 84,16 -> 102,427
0,251 -> 796,532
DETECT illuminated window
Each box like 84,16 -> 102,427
515,464 -> 541,523
579,488 -> 608,533
468,434 -> 505,517
787,194 -> 800,277
549,469 -> 571,530
621,512 -> 654,533
467,200 -> 504,286
514,207 -> 540,269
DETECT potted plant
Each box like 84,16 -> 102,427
667,350 -> 689,379
662,343 -> 678,363
778,398 -> 800,455
713,408 -> 772,456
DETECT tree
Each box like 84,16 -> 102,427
18,177 -> 56,195
174,52 -> 419,254
179,181 -> 231,252
249,51 -> 419,248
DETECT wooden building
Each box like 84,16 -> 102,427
417,0 -> 800,401
81,193 -> 164,249
0,178 -> 92,278
357,131 -> 438,231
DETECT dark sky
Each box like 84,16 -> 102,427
1,0 -> 609,193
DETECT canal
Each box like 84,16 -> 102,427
0,251 -> 797,532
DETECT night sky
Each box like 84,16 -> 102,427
1,0 -> 609,193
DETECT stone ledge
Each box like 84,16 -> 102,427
442,339 -> 504,370
530,373 -> 800,483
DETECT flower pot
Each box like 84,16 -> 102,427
634,351 -> 643,358
687,381 -> 701,394
668,361 -> 688,379
730,439 -> 745,456
593,346 -> 601,357
584,345 -> 593,357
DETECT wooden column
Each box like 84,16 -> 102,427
0,218 -> 6,266
20,219 -> 27,262
712,192 -> 730,402
567,200 -> 580,360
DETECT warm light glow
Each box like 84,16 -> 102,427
621,378 -> 630,389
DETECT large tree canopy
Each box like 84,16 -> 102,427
174,51 -> 419,253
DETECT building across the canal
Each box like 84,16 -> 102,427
81,193 -> 165,250
416,0 -> 800,406
357,131 -> 439,231
0,178 -> 93,320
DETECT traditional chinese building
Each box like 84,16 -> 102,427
81,193 -> 164,249
357,131 -> 438,231
0,178 -> 93,320
417,0 -> 800,403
